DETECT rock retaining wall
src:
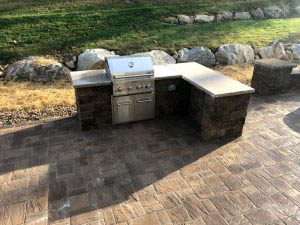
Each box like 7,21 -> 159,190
163,5 -> 300,25
67,41 -> 299,72
3,41 -> 299,83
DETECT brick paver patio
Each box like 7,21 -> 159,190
0,89 -> 299,225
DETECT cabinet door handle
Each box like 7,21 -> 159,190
117,102 -> 131,106
137,98 -> 151,103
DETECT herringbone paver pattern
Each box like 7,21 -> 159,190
0,89 -> 299,225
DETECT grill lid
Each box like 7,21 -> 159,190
106,55 -> 154,79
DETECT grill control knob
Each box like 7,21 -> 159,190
128,86 -> 132,91
146,84 -> 151,88
118,87 -> 123,92
137,85 -> 142,89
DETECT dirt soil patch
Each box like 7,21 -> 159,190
0,107 -> 76,127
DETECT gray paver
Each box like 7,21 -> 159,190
0,89 -> 299,225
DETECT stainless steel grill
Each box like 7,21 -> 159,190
105,56 -> 155,124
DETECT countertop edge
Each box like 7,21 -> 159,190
182,75 -> 255,98
72,81 -> 112,89
154,75 -> 182,80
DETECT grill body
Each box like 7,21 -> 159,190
106,56 -> 155,124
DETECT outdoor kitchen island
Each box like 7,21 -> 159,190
71,62 -> 255,141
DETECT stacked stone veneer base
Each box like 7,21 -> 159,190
75,79 -> 251,141
155,78 -> 191,116
75,86 -> 112,131
251,59 -> 297,95
291,70 -> 300,88
189,87 -> 250,141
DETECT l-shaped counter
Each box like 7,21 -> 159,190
71,62 -> 254,141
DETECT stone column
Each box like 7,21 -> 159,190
251,59 -> 297,95
201,94 -> 250,141
189,87 -> 250,141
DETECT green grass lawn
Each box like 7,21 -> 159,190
0,0 -> 299,64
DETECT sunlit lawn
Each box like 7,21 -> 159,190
0,0 -> 299,64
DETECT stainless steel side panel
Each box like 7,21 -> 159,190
112,95 -> 135,124
134,93 -> 155,121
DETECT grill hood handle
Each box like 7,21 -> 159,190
113,73 -> 153,79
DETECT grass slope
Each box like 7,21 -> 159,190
0,0 -> 300,64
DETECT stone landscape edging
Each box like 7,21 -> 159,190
163,5 -> 300,25
1,42 -> 300,83
69,41 -> 299,71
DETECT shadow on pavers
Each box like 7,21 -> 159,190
0,115 -> 229,223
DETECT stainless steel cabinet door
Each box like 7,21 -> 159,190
134,93 -> 155,121
113,96 -> 135,124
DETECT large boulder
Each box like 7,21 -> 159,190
292,44 -> 300,61
216,12 -> 233,22
263,6 -> 284,18
134,50 -> 176,65
77,49 -> 116,71
4,57 -> 70,83
257,41 -> 288,60
64,56 -> 77,70
178,47 -> 216,67
273,41 -> 288,60
65,60 -> 76,70
215,44 -> 255,65
177,15 -> 194,24
258,46 -> 274,59
251,8 -> 264,19
194,15 -> 215,23
295,6 -> 300,14
282,5 -> 290,17
164,17 -> 178,24
234,12 -> 251,20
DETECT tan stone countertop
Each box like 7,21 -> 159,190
168,63 -> 255,98
70,69 -> 112,88
70,62 -> 255,98
154,65 -> 182,80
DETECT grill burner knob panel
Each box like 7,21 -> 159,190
112,80 -> 154,96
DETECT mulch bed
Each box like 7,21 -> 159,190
0,106 -> 76,127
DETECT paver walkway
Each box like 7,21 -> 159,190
0,89 -> 299,225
